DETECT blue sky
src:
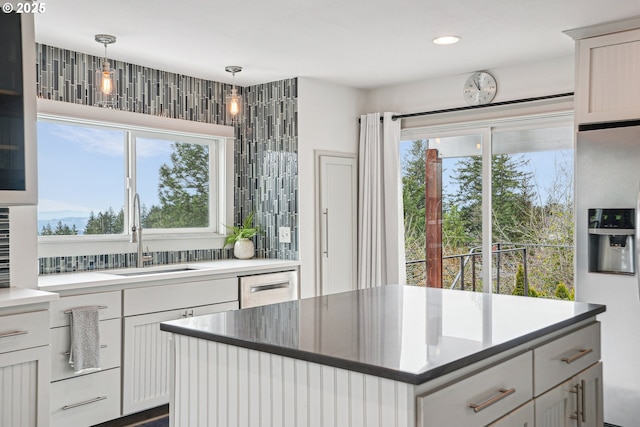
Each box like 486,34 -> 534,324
400,140 -> 573,206
37,121 -> 173,220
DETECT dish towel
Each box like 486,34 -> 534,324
68,306 -> 101,375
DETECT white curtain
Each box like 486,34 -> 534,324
357,112 -> 407,288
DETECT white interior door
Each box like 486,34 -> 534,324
319,154 -> 357,295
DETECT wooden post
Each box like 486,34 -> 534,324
425,149 -> 442,288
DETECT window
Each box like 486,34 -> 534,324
400,113 -> 575,299
36,100 -> 234,256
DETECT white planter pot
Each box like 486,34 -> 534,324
233,238 -> 255,259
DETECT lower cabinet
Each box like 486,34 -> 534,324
0,346 -> 50,427
535,363 -> 603,427
488,401 -> 534,427
48,290 -> 123,427
416,321 -> 602,427
122,300 -> 238,414
50,368 -> 120,427
417,352 -> 533,427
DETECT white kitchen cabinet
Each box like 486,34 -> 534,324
534,377 -> 575,427
48,291 -> 122,426
534,363 -> 603,427
532,322 -> 600,396
0,346 -> 49,427
417,351 -> 533,427
487,401 -> 534,427
574,362 -> 603,427
573,27 -> 640,124
122,278 -> 238,415
0,304 -> 51,427
50,367 -> 120,427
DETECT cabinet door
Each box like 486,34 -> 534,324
534,377 -> 576,427
122,301 -> 237,414
576,28 -> 640,124
575,362 -> 603,427
488,400 -> 534,427
0,346 -> 49,427
0,11 -> 36,204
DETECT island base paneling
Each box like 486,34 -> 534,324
171,335 -> 413,427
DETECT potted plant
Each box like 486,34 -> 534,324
224,212 -> 261,259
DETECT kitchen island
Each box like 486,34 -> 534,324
160,285 -> 605,427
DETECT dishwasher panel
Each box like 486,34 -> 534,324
239,270 -> 298,308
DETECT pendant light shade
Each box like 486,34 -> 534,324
95,34 -> 117,108
225,66 -> 243,124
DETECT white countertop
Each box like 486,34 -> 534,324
38,259 -> 300,293
0,287 -> 59,309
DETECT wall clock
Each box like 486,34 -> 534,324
463,72 -> 497,105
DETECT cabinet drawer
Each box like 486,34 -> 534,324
50,318 -> 121,381
533,322 -> 600,396
417,351 -> 533,427
123,277 -> 237,316
50,291 -> 121,327
50,367 -> 121,427
0,310 -> 49,353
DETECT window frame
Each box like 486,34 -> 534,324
36,99 -> 235,257
400,110 -> 574,292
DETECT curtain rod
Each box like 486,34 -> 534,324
360,92 -> 574,123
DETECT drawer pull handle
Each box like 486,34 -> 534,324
61,396 -> 107,410
64,305 -> 108,314
469,388 -> 515,413
63,344 -> 107,356
250,282 -> 290,293
0,330 -> 28,339
581,379 -> 587,423
561,348 -> 593,364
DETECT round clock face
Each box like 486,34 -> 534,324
463,72 -> 497,105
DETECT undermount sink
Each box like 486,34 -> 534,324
111,266 -> 199,277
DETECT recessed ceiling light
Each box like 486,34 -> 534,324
433,35 -> 461,45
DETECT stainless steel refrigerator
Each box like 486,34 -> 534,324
575,120 -> 640,426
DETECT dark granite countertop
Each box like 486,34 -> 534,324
160,285 -> 605,385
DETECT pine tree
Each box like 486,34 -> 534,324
449,154 -> 536,243
146,142 -> 210,228
554,282 -> 572,300
40,224 -> 53,236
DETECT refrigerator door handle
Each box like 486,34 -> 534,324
636,182 -> 640,297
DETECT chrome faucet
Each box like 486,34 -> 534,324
131,193 -> 152,267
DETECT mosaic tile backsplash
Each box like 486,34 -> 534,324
36,44 -> 298,274
0,209 -> 8,287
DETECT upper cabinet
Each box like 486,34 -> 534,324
567,19 -> 640,125
0,11 -> 36,205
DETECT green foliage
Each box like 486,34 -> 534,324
512,264 -> 526,296
402,140 -> 427,234
554,282 -> 573,300
84,208 -> 124,235
146,143 -> 210,228
40,221 -> 78,236
224,212 -> 262,247
449,154 -> 535,243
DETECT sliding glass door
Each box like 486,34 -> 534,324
400,114 -> 574,297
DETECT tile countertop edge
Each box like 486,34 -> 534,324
159,301 -> 606,386
38,259 -> 301,293
0,287 -> 59,308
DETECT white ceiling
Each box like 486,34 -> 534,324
34,0 -> 640,89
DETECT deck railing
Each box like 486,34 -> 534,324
405,243 -> 573,296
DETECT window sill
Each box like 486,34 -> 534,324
38,233 -> 228,258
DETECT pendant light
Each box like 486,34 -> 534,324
225,66 -> 243,124
95,34 -> 117,108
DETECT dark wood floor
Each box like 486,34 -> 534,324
92,405 -> 168,427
